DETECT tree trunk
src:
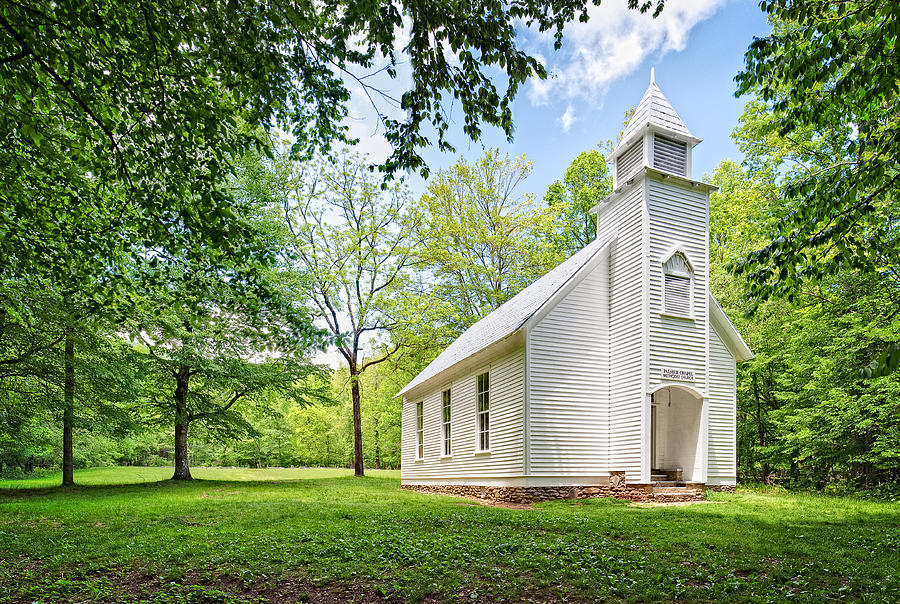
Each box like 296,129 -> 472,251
62,331 -> 75,486
325,437 -> 330,467
172,365 -> 193,480
374,418 -> 381,470
350,369 -> 364,477
752,373 -> 770,484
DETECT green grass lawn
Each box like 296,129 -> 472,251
1,468 -> 898,603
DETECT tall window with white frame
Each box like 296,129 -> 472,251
442,389 -> 451,456
415,401 -> 424,460
476,372 -> 490,451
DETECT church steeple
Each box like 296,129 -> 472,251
609,71 -> 701,189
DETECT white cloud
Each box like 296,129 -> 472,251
559,105 -> 578,133
527,0 -> 725,104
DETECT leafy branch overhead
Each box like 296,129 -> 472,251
0,1 -> 665,296
733,0 -> 900,305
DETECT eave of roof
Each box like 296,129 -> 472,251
589,167 -> 717,216
709,292 -> 754,362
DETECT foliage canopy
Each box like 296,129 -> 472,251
734,0 -> 900,305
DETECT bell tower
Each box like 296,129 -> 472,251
593,70 -> 715,485
608,69 -> 702,190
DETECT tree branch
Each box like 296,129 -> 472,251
360,340 -> 402,372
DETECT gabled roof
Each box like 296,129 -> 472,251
397,236 -> 615,398
612,74 -> 698,158
709,292 -> 754,362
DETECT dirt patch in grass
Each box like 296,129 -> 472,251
1,563 -> 400,604
246,576 -> 396,603
0,560 -> 582,604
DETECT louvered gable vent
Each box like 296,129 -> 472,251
663,252 -> 693,317
653,135 -> 688,176
616,139 -> 643,183
664,274 -> 691,316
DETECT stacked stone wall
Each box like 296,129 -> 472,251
402,476 -> 655,503
402,472 -> 719,503
705,484 -> 736,493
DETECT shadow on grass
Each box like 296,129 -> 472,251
0,473 -> 402,499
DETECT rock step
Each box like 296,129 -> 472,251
651,474 -> 668,481
652,486 -> 698,494
649,480 -> 706,502
653,493 -> 704,503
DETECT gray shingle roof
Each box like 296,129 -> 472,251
397,236 -> 613,398
613,80 -> 696,157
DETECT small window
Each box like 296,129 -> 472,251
476,372 -> 490,451
442,389 -> 451,456
415,401 -> 424,460
663,252 -> 693,317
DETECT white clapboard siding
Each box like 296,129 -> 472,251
647,178 -> 708,392
708,326 -> 737,484
600,183 -> 646,481
401,346 -> 525,482
528,252 -> 609,475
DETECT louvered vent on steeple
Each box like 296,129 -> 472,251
616,139 -> 643,183
653,135 -> 688,176
608,70 -> 701,190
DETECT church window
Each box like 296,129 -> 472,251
663,252 -> 693,317
476,372 -> 490,451
415,401 -> 424,460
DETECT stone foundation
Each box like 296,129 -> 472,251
705,484 -> 736,493
402,473 -> 655,503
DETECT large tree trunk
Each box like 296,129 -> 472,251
350,368 -> 364,477
62,331 -> 75,486
172,365 -> 192,480
374,418 -> 381,470
752,373 -> 770,484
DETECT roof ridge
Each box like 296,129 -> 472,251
396,236 -> 614,398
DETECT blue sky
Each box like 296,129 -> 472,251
348,0 -> 771,199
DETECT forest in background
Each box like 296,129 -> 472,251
2,0 -> 899,495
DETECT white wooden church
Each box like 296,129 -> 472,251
398,74 -> 753,503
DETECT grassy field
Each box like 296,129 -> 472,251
1,468 -> 898,603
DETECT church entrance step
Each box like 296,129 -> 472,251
651,484 -> 705,503
651,469 -> 685,481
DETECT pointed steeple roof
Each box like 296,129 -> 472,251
612,71 -> 698,157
